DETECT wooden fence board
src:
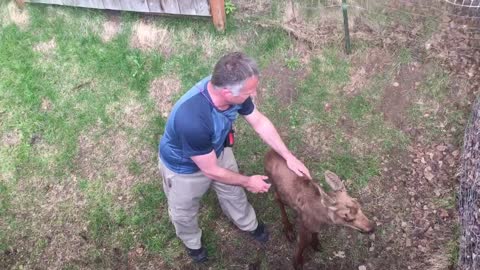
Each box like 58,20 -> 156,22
26,0 -> 225,30
194,0 -> 210,16
75,0 -> 104,8
178,0 -> 196,15
29,0 -> 63,4
27,0 -> 211,15
102,0 -> 122,10
148,0 -> 180,14
119,0 -> 149,12
62,0 -> 76,6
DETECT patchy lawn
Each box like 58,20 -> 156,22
1,0 -> 477,269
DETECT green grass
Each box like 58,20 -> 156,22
448,224 -> 460,267
0,1 -> 464,269
347,95 -> 373,120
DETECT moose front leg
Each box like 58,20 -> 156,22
273,190 -> 295,242
294,221 -> 311,270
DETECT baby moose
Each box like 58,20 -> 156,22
264,150 -> 375,270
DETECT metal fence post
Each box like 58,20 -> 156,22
342,0 -> 351,54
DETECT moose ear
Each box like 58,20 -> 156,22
324,170 -> 346,192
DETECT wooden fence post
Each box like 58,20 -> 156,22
209,0 -> 226,32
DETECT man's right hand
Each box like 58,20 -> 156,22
245,175 -> 271,193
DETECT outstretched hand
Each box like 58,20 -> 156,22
245,175 -> 271,193
285,154 -> 312,180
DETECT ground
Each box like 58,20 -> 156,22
0,0 -> 479,269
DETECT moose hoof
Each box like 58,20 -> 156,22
285,229 -> 295,242
293,262 -> 304,270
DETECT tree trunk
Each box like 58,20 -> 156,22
459,98 -> 480,269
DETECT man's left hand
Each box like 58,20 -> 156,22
285,154 -> 312,180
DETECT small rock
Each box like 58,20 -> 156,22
136,246 -> 144,255
359,266 -> 367,270
369,234 -> 376,241
333,251 -> 346,258
324,103 -> 332,112
439,208 -> 449,218
401,221 -> 408,228
424,170 -> 435,182
406,238 -> 412,247
393,82 -> 400,87
436,145 -> 448,151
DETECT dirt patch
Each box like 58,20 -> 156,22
127,248 -> 166,270
34,177 -> 91,268
359,142 -> 459,270
130,20 -> 172,56
40,97 -> 53,112
101,16 -> 121,43
2,173 -> 91,269
300,122 -> 335,160
1,129 -> 22,147
260,59 -> 309,106
232,0 -> 271,18
3,2 -> 29,29
33,39 -> 56,55
75,126 -> 157,205
379,62 -> 426,130
345,48 -> 392,96
106,98 -> 147,130
149,75 -> 182,118
426,9 -> 480,104
199,32 -> 241,59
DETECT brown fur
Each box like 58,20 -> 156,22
264,150 -> 375,270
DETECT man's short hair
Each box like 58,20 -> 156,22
211,52 -> 259,96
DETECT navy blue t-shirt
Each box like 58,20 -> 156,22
159,76 -> 255,174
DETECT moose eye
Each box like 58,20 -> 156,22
344,214 -> 355,222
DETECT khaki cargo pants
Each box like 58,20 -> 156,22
158,148 -> 258,249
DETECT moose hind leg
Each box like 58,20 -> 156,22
274,190 -> 295,242
294,221 -> 311,270
310,232 -> 321,252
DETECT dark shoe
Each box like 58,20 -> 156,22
186,246 -> 208,263
250,221 -> 269,243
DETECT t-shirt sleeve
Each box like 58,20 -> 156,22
238,97 -> 255,115
174,105 -> 214,157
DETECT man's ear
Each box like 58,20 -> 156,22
221,88 -> 233,98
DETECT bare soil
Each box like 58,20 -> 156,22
149,74 -> 182,118
220,2 -> 475,270
130,20 -> 173,56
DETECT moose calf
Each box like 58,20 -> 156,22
264,150 -> 375,270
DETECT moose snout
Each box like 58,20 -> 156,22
360,222 -> 376,234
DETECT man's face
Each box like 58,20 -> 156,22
224,76 -> 259,105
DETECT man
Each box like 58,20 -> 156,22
158,52 -> 311,263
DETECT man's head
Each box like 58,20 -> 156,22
211,52 -> 259,104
